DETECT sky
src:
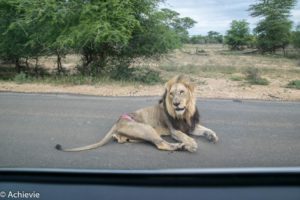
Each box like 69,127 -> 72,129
160,0 -> 300,35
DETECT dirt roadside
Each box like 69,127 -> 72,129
1,44 -> 299,101
1,77 -> 299,101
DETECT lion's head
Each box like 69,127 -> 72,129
160,75 -> 199,133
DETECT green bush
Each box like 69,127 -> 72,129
109,63 -> 135,81
286,80 -> 300,89
230,75 -> 244,81
14,72 -> 29,84
108,61 -> 162,85
244,67 -> 269,85
131,68 -> 162,85
0,66 -> 16,80
55,75 -> 93,85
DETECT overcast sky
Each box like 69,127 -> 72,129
160,0 -> 300,35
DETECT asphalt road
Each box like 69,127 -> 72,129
0,92 -> 299,170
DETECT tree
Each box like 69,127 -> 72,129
189,35 -> 206,44
0,0 -> 29,72
54,1 -> 195,76
0,0 -> 71,74
58,0 -> 141,75
123,8 -> 182,58
207,31 -> 223,44
23,0 -> 75,74
189,32 -> 223,45
292,24 -> 300,49
66,2 -> 195,76
158,8 -> 196,43
225,20 -> 251,50
0,0 -> 195,79
249,0 -> 296,53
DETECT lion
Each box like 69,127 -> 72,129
55,75 -> 218,152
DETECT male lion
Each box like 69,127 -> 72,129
55,75 -> 218,152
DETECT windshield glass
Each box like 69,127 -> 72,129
0,0 -> 299,170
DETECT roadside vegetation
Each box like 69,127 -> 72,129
286,80 -> 300,89
0,0 -> 195,84
244,67 -> 270,85
0,0 -> 299,99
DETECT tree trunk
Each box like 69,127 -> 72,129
15,58 -> 21,73
34,57 -> 39,77
82,49 -> 93,76
25,57 -> 29,70
283,47 -> 286,57
56,51 -> 63,75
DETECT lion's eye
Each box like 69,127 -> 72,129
170,92 -> 174,96
180,90 -> 184,94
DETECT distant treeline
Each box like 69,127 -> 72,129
189,31 -> 223,44
189,0 -> 300,54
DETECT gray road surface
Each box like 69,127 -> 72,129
0,92 -> 299,169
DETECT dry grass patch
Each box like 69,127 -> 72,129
1,44 -> 300,100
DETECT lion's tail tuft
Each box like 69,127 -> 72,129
55,144 -> 63,150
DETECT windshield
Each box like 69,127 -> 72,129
0,0 -> 299,170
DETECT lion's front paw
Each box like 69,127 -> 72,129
183,141 -> 198,152
184,144 -> 197,152
204,130 -> 219,143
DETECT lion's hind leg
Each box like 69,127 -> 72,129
117,122 -> 184,151
113,134 -> 142,143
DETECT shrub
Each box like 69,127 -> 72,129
109,63 -> 135,81
14,72 -> 29,84
109,61 -> 162,85
244,67 -> 269,85
286,80 -> 300,89
131,68 -> 162,85
230,75 -> 244,81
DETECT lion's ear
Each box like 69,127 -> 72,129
185,82 -> 196,93
165,82 -> 172,92
165,76 -> 178,91
164,82 -> 170,91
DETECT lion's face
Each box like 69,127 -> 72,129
164,75 -> 196,119
169,83 -> 190,116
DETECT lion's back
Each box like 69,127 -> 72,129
132,104 -> 167,128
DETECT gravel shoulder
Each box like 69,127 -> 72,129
0,79 -> 299,101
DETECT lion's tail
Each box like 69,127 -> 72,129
55,124 -> 117,152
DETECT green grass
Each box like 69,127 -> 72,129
11,74 -> 111,85
160,64 -> 238,76
14,72 -> 29,84
247,77 -> 270,85
0,63 -> 162,86
200,66 -> 237,74
230,75 -> 244,81
159,64 -> 198,74
286,80 -> 300,89
0,66 -> 17,80
7,73 -> 162,86
37,75 -> 139,86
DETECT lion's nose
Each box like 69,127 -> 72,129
173,102 -> 180,107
